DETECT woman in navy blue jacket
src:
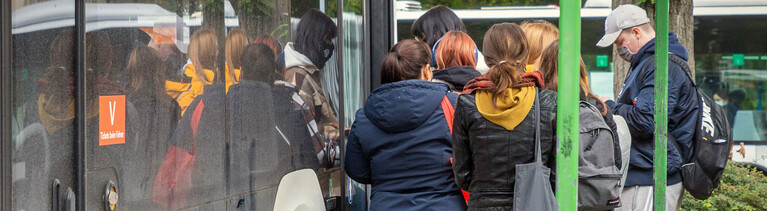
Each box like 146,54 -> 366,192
344,39 -> 466,210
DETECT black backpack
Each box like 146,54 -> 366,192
639,54 -> 733,200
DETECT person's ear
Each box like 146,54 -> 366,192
632,27 -> 642,40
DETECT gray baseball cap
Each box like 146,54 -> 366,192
596,4 -> 650,48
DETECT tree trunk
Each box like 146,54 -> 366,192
611,0 -> 694,99
232,0 -> 291,43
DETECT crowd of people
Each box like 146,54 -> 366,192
15,8 -> 343,210
346,4 -> 699,211
13,3 -> 703,211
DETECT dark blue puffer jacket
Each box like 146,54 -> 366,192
606,31 -> 699,187
344,80 -> 466,211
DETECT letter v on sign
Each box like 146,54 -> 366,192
110,101 -> 116,125
99,95 -> 126,146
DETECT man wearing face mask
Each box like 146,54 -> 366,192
596,4 -> 699,211
284,9 -> 340,171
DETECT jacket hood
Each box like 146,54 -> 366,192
38,95 -> 98,134
283,42 -> 315,69
475,86 -> 535,131
364,80 -> 449,133
631,31 -> 689,68
432,66 -> 482,91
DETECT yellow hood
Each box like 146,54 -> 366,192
475,86 -> 536,131
37,94 -> 97,134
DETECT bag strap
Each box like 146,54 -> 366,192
637,54 -> 694,87
668,54 -> 696,87
190,99 -> 205,152
534,87 -> 542,162
440,95 -> 454,134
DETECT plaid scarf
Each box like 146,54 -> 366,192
461,71 -> 545,95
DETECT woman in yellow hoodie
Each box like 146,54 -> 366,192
225,29 -> 248,93
168,29 -> 218,115
451,23 -> 558,209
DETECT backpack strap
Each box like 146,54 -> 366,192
637,54 -> 693,87
668,54 -> 696,87
190,99 -> 205,152
440,95 -> 454,134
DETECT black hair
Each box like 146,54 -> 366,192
729,89 -> 747,104
240,43 -> 277,83
410,5 -> 466,48
293,9 -> 337,69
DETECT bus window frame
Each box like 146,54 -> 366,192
2,0 -> 13,208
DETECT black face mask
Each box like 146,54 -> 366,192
323,42 -> 335,62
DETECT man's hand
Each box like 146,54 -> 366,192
599,96 -> 611,103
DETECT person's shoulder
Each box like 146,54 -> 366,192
538,89 -> 558,108
457,93 -> 476,105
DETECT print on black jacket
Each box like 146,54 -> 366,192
452,89 -> 558,209
345,80 -> 466,211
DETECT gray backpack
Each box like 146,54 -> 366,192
577,101 -> 623,210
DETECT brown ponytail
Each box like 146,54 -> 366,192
380,39 -> 431,84
482,23 -> 530,108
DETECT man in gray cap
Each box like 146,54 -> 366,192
596,4 -> 698,211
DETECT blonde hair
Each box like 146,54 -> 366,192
226,29 -> 248,83
521,20 -> 559,67
188,29 -> 218,84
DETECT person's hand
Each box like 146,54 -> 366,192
599,96 -> 611,103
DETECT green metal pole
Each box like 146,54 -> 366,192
654,0 -> 670,210
556,0 -> 580,210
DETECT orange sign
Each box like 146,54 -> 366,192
99,95 -> 126,146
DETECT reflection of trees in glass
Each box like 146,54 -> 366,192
325,0 -> 363,16
416,0 -> 559,9
231,0 -> 291,43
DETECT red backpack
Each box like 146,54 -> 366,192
441,95 -> 470,204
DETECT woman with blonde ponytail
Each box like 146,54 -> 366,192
225,29 -> 248,93
451,23 -> 558,209
172,29 -> 218,115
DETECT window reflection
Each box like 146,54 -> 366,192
11,0 -> 350,210
11,1 -> 76,210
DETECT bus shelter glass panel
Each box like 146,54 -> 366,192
82,0 -> 344,210
10,1 -> 76,210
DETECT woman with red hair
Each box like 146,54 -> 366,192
431,31 -> 482,92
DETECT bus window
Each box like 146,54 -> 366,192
11,1 -> 76,210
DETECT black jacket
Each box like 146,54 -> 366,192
452,89 -> 558,210
226,81 -> 292,210
432,66 -> 482,92
169,83 -> 227,209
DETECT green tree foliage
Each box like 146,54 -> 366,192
681,162 -> 767,210
416,0 -> 559,9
